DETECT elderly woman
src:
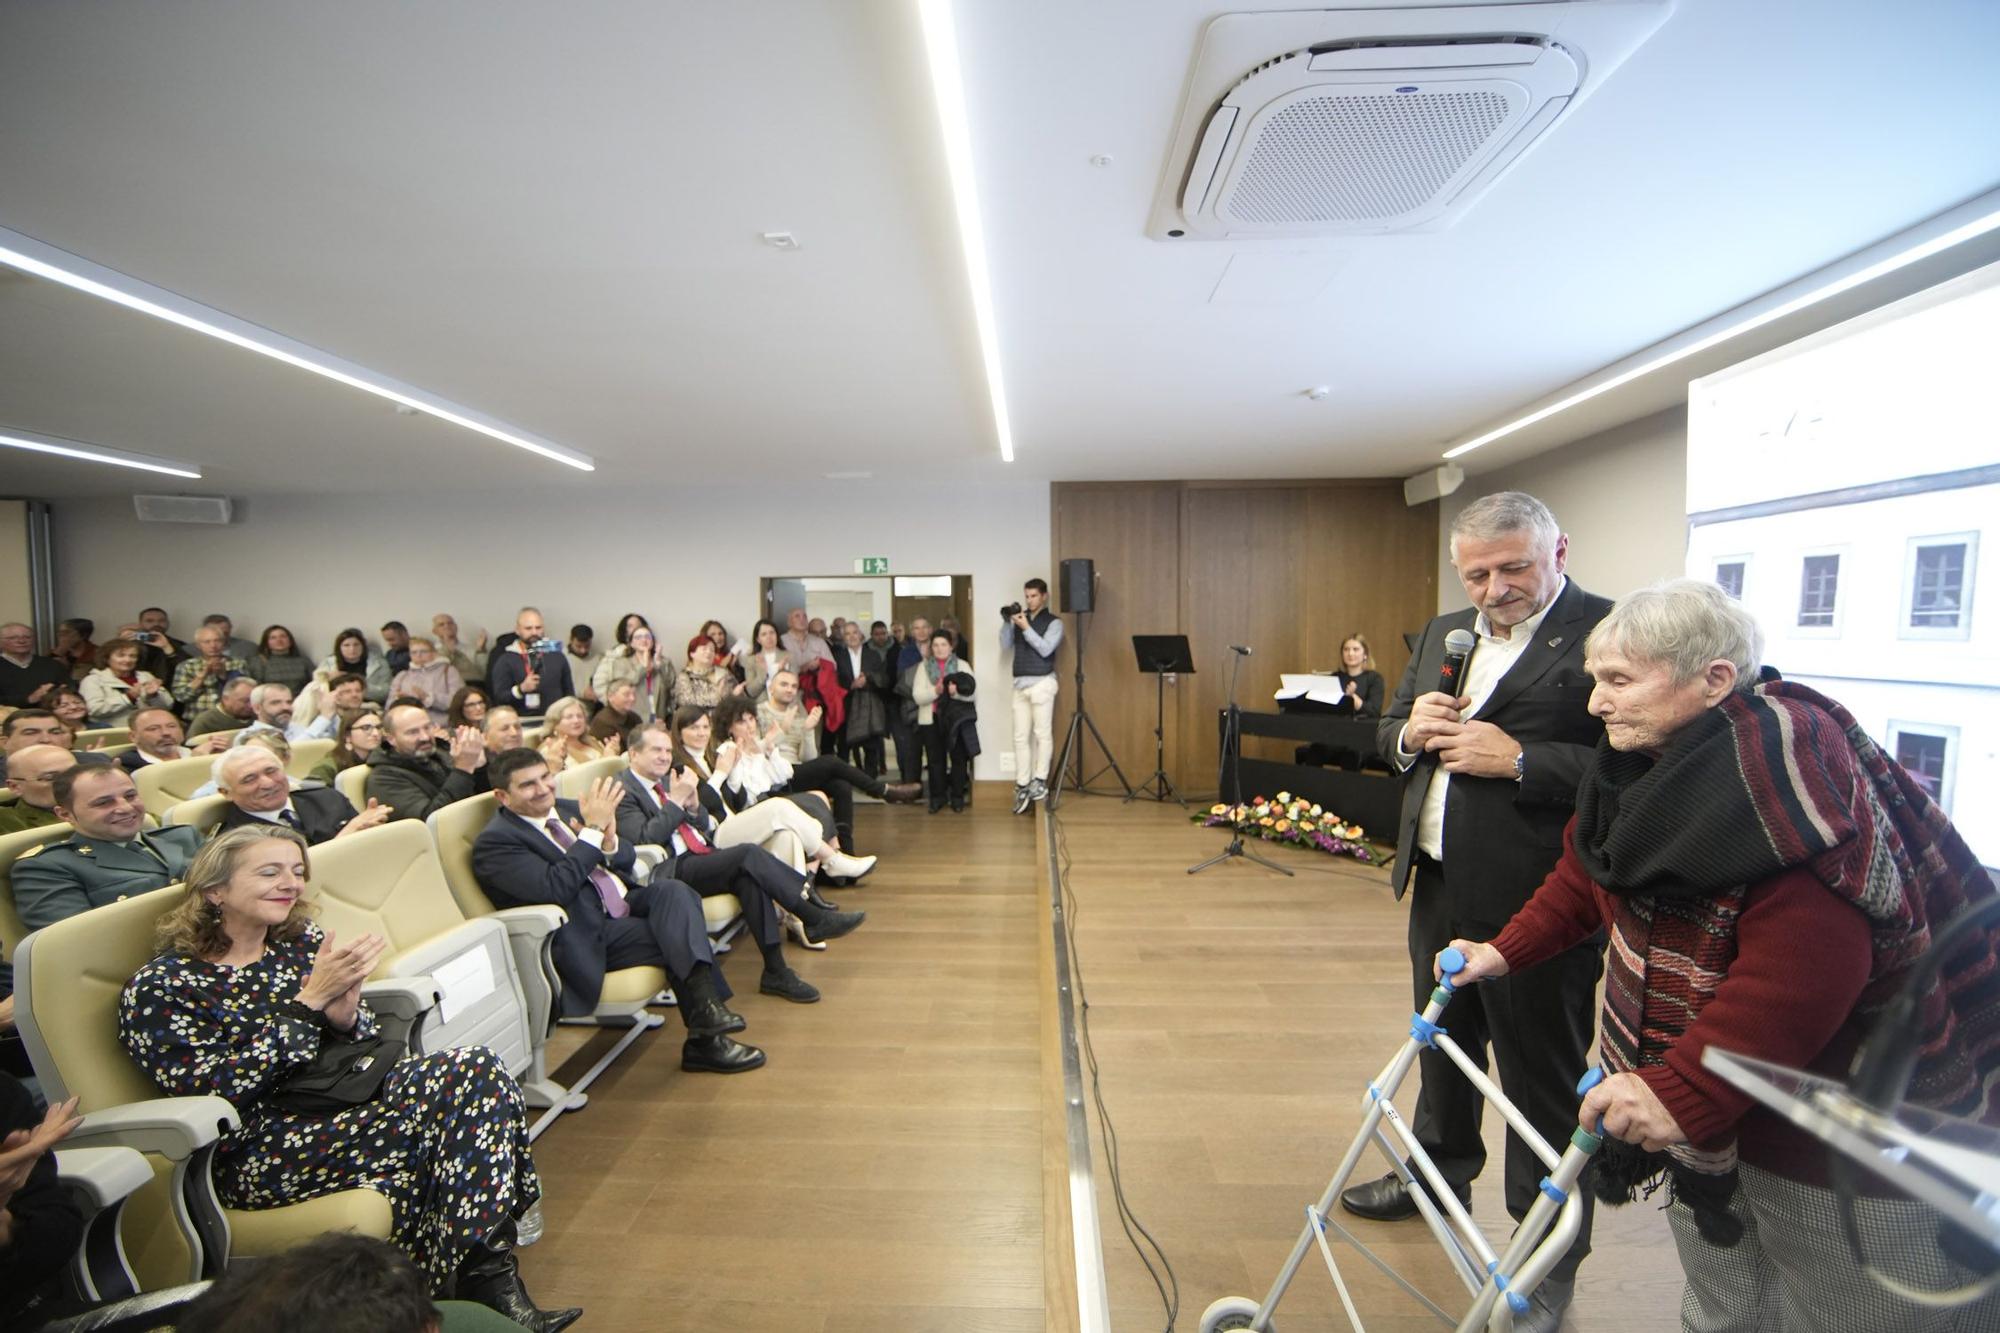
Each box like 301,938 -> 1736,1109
389,636 -> 463,730
243,625 -> 313,692
591,624 -> 671,723
81,638 -> 173,727
1441,580 -> 1999,1331
117,827 -> 579,1329
671,635 -> 734,711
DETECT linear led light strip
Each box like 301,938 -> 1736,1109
917,0 -> 1015,463
0,227 -> 595,472
0,425 -> 203,479
1443,188 -> 2000,460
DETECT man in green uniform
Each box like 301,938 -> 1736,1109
0,745 -> 77,836
11,765 -> 201,931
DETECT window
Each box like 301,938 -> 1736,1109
1714,560 -> 1746,600
1902,533 -> 1978,640
1798,553 -> 1840,627
1887,721 -> 1959,814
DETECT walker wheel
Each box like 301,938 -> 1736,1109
1199,1295 -> 1269,1332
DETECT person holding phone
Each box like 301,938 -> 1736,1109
489,607 -> 573,719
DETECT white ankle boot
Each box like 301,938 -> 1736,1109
823,849 -> 877,880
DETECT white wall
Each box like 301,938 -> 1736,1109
52,480 -> 1051,779
1437,406 -> 1689,612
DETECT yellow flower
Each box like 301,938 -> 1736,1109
1258,817 -> 1274,827
1210,803 -> 1228,815
1274,819 -> 1292,832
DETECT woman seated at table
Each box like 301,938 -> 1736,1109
118,826 -> 578,1330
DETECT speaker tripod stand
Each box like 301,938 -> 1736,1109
1189,646 -> 1292,877
1049,607 -> 1132,808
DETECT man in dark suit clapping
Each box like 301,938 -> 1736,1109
213,746 -> 391,845
1340,492 -> 1611,1333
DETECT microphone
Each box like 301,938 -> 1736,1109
1437,628 -> 1476,697
1228,644 -> 1253,656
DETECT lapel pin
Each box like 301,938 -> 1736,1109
1548,635 -> 1564,648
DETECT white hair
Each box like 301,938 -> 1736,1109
1449,491 -> 1561,559
1586,578 -> 1764,689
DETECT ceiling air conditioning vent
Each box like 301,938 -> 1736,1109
1150,2 -> 1673,239
133,494 -> 233,525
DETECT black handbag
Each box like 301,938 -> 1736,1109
267,1012 -> 413,1115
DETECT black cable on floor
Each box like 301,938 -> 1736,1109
1048,802 -> 1181,1332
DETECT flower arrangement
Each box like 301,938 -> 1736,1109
1191,790 -> 1377,863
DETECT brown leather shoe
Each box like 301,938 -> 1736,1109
880,782 -> 922,804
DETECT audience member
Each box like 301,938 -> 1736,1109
130,606 -> 189,680
170,1231 -> 515,1333
243,682 -> 338,744
0,1073 -> 84,1329
671,635 -> 735,711
887,616 -> 932,781
380,620 -> 412,674
754,668 -> 822,764
537,696 -> 617,771
700,620 -> 740,681
0,745 -> 75,835
833,622 -> 889,776
780,608 -> 831,671
391,637 -> 464,729
81,638 -> 173,727
366,704 -> 485,821
482,706 -> 525,754
308,707 -> 384,785
612,612 -> 651,647
867,620 -> 893,658
448,684 -> 494,732
489,609 -> 572,719
618,721 -> 861,996
564,625 -> 603,704
50,617 -> 97,680
320,627 -> 393,703
739,619 -> 787,702
719,690 -> 915,852
12,764 -> 203,930
203,613 -> 260,662
589,680 -> 642,746
668,706 -> 872,882
888,621 -> 906,652
45,684 -> 92,744
214,745 -> 390,844
473,748 -> 764,1074
431,613 -> 489,684
171,623 -> 248,717
909,630 -> 975,813
118,705 -> 229,771
3,709 -> 71,755
187,677 -> 258,738
1334,634 -> 1386,716
999,578 -> 1063,814
0,623 -> 68,709
244,623 -> 314,691
118,826 -> 575,1328
592,624 -> 670,722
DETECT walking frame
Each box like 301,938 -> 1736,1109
1200,949 -> 1606,1333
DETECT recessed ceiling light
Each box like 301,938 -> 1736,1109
0,226 -> 596,473
1305,385 -> 1332,401
0,426 -> 203,479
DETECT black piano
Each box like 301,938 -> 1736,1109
1216,704 -> 1401,841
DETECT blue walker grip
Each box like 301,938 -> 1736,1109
1576,1066 -> 1608,1135
1437,946 -> 1466,991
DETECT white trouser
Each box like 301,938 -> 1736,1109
713,797 -> 820,870
1011,674 -> 1060,783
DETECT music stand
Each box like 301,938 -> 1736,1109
1129,635 -> 1192,805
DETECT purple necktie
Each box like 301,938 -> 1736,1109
544,818 -> 629,919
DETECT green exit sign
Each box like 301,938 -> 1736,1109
857,556 -> 891,575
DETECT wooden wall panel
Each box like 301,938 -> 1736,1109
1052,480 -> 1436,799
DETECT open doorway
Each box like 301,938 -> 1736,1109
758,574 -> 975,660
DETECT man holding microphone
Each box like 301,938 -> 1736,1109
1340,492 -> 1611,1333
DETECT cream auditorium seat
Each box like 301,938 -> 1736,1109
0,823 -> 73,973
426,792 -> 669,1099
553,753 -> 627,799
334,763 -> 370,811
12,887 -> 431,1289
76,726 -> 132,749
285,738 -> 335,781
161,794 -> 231,837
131,755 -> 221,821
304,820 -> 582,1140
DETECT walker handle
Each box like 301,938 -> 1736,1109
1576,1066 -> 1608,1136
1436,946 -> 1466,993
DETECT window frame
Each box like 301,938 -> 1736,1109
1712,555 -> 1750,601
1793,546 -> 1847,638
1886,720 -> 1959,814
1899,531 -> 1978,642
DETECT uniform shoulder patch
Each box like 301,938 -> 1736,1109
17,842 -> 46,858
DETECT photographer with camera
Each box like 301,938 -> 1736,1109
998,578 -> 1063,815
489,607 -> 573,718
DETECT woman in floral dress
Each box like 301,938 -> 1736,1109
117,825 -> 580,1331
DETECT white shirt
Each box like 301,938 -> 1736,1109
718,741 -> 791,804
1406,579 -> 1566,862
243,801 -> 299,825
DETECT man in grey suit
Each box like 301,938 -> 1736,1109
12,765 -> 202,932
1339,492 -> 1612,1333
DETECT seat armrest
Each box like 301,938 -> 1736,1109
54,1146 -> 153,1209
631,843 -> 670,884
68,1097 -> 238,1159
490,904 -> 566,939
362,977 -> 440,1021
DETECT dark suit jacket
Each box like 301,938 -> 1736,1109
488,646 -> 574,718
472,798 -> 638,1016
613,768 -> 708,855
1378,580 -> 1612,918
833,644 -> 886,693
216,787 -> 359,845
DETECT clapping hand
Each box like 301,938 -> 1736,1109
0,1094 -> 83,1240
296,930 -> 389,1033
805,705 -> 823,728
668,764 -> 699,808
448,724 -> 485,773
335,799 -> 394,838
577,777 -> 623,839
603,733 -> 623,757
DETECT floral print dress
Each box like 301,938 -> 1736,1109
118,922 -> 540,1290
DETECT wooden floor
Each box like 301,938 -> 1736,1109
1050,797 -> 1685,1332
518,788 -> 1047,1331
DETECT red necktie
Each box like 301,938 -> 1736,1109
656,782 -> 713,854
544,818 -> 630,918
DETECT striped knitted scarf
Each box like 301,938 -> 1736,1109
1569,679 -> 2000,1241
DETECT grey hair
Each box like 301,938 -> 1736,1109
248,682 -> 291,710
1449,491 -> 1561,559
1585,578 -> 1764,690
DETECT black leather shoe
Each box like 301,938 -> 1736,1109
927,801 -> 944,814
680,997 -> 747,1038
759,967 -> 822,1003
681,1034 -> 766,1073
804,909 -> 866,944
1338,1170 -> 1469,1221
950,796 -> 966,812
881,781 -> 923,804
